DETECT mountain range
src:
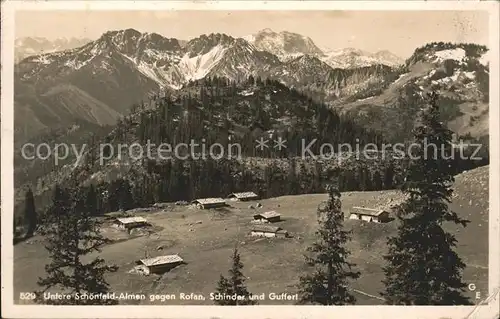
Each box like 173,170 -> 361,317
14,37 -> 93,63
244,28 -> 403,68
14,28 -> 489,145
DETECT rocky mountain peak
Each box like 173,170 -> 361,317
289,54 -> 323,65
185,33 -> 236,57
249,29 -> 324,58
260,28 -> 275,33
138,33 -> 182,52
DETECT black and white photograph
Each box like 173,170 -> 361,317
1,1 -> 499,318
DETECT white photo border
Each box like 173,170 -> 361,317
1,1 -> 499,318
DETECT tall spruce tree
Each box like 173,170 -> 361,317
297,184 -> 360,305
384,163 -> 395,189
214,248 -> 257,305
372,170 -> 383,191
24,187 -> 37,238
36,185 -> 118,305
381,92 -> 471,305
85,184 -> 98,216
287,158 -> 299,195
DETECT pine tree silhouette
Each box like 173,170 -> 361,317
297,183 -> 360,305
214,247 -> 257,305
381,92 -> 471,305
24,187 -> 37,238
36,185 -> 118,304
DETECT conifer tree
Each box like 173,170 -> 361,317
372,170 -> 383,191
298,184 -> 360,305
357,166 -> 367,191
384,163 -> 395,189
36,185 -> 118,305
169,160 -> 182,200
214,248 -> 257,305
381,92 -> 471,305
287,158 -> 298,195
118,180 -> 134,211
85,184 -> 97,216
364,168 -> 374,191
24,187 -> 37,238
312,162 -> 322,192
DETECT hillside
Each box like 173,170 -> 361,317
14,74 -> 489,220
14,120 -> 113,187
336,43 -> 490,143
14,77 -> 391,215
267,55 -> 398,102
13,165 -> 489,305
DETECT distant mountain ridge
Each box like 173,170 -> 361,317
243,28 -> 404,68
15,37 -> 93,63
336,42 -> 489,143
244,28 -> 324,60
322,48 -> 404,69
15,28 -> 400,141
14,28 -> 488,145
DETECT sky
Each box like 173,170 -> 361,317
15,10 -> 489,58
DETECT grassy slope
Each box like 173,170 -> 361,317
14,165 -> 489,305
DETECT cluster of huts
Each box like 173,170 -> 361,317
116,191 -> 288,275
251,210 -> 289,238
190,192 -> 290,238
114,191 -> 393,276
112,217 -> 185,275
190,191 -> 259,209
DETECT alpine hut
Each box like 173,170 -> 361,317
348,207 -> 390,223
191,198 -> 226,209
253,211 -> 281,223
114,217 -> 148,230
227,192 -> 259,201
137,254 -> 184,275
250,225 -> 289,238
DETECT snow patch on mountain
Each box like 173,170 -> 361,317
430,70 -> 476,86
394,72 -> 410,84
357,96 -> 375,102
241,34 -> 255,43
31,54 -> 53,65
178,44 -> 228,81
64,59 -> 88,70
479,50 -> 490,67
423,69 -> 437,80
463,71 -> 476,80
321,48 -> 403,69
117,52 -> 175,88
137,61 -> 169,86
432,48 -> 466,63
